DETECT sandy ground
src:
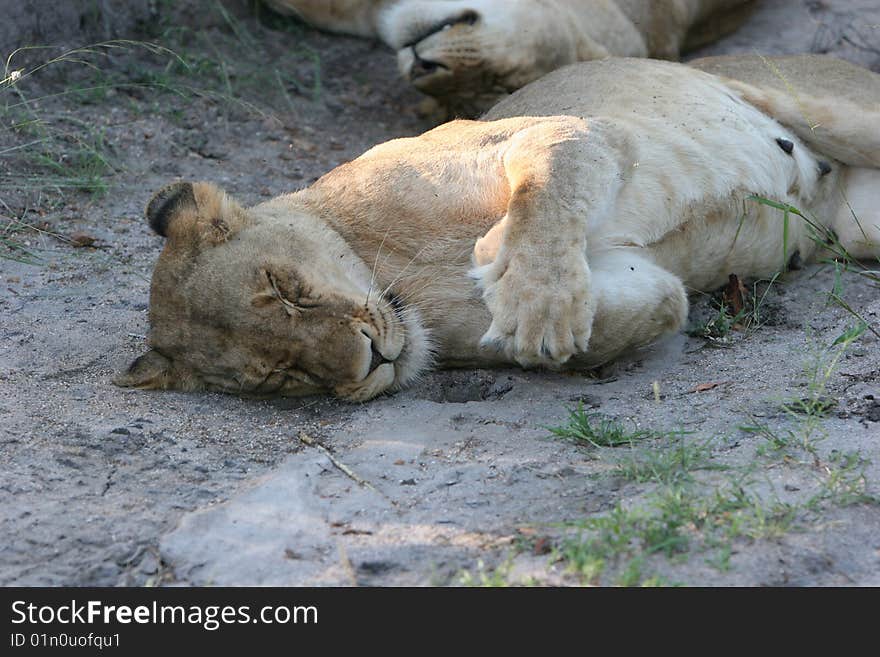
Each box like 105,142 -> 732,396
1,0 -> 878,586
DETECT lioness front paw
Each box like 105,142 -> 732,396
473,251 -> 594,368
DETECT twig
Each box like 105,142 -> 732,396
298,432 -> 383,496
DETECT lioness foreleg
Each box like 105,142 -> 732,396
471,119 -> 627,368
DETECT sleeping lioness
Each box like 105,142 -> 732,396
116,55 -> 880,402
265,0 -> 755,115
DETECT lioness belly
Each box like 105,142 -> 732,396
642,194 -> 822,291
580,96 -> 839,290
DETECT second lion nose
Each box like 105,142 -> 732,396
410,48 -> 442,80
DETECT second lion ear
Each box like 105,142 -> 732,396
145,181 -> 249,246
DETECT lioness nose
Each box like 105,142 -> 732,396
369,343 -> 393,373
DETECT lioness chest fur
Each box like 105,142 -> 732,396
118,57 -> 880,401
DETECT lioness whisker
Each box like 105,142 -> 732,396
381,299 -> 431,318
386,278 -> 439,306
384,248 -> 470,301
379,242 -> 435,299
365,226 -> 393,309
380,282 -> 439,315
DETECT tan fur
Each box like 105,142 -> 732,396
262,0 -> 386,37
689,54 -> 880,168
268,0 -> 754,116
118,55 -> 880,401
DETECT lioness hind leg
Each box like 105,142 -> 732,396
584,249 -> 689,366
831,168 -> 880,261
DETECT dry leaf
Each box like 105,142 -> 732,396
532,537 -> 552,556
69,231 -> 97,248
691,382 -> 726,393
342,528 -> 373,536
722,273 -> 747,317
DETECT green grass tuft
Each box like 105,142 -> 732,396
614,435 -> 725,486
547,405 -> 656,448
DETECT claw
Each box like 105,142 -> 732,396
468,263 -> 495,287
540,339 -> 553,359
479,333 -> 508,354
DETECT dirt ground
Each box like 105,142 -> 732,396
1,1 -> 878,586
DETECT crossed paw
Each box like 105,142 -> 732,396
472,249 -> 594,368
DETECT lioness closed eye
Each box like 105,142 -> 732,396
117,55 -> 880,402
265,0 -> 755,116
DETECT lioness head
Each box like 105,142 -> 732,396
115,181 -> 430,401
378,0 -> 647,116
378,0 -> 608,117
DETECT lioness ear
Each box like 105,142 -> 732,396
146,181 -> 196,237
145,181 -> 248,245
113,349 -> 173,389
